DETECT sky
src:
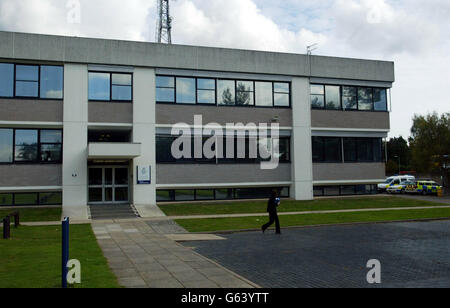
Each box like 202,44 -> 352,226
0,0 -> 448,139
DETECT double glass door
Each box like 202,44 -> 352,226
88,167 -> 129,204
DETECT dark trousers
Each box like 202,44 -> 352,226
262,211 -> 281,233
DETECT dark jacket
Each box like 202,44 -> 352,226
267,197 -> 279,213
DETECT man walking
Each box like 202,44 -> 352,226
262,190 -> 281,234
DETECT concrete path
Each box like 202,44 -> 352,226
92,219 -> 259,288
167,205 -> 450,220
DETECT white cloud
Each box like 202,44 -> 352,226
0,0 -> 448,139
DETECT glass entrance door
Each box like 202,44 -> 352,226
88,166 -> 129,204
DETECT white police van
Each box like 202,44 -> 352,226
378,175 -> 416,192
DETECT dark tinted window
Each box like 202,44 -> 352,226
358,87 -> 373,111
374,88 -> 387,111
343,138 -> 357,162
342,86 -> 357,110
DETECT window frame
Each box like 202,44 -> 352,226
0,63 -> 64,100
0,191 -> 62,207
156,75 -> 291,108
311,83 -> 390,113
0,128 -> 63,165
88,71 -> 133,103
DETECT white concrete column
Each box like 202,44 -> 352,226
62,64 -> 89,219
291,77 -> 314,200
132,68 -> 164,217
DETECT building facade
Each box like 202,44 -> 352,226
0,32 -> 394,220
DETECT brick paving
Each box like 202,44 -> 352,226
92,219 -> 258,288
183,220 -> 450,288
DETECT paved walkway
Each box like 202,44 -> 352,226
168,205 -> 450,220
185,220 -> 450,288
92,219 -> 258,288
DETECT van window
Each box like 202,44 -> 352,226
393,180 -> 400,185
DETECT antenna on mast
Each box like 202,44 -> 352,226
306,43 -> 318,55
156,0 -> 172,44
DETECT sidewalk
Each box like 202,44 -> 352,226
166,205 -> 450,221
92,220 -> 259,288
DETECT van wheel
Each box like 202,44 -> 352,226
422,190 -> 427,196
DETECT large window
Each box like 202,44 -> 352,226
0,63 -> 63,99
89,72 -> 132,102
0,191 -> 62,207
157,75 -> 291,108
0,129 -> 62,164
312,137 -> 342,163
314,185 -> 377,197
315,137 -> 383,163
311,84 -> 389,112
157,187 -> 290,202
156,135 -> 290,164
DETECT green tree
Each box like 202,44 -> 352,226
386,136 -> 411,174
409,112 -> 450,173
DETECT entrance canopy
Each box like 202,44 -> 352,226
88,143 -> 141,160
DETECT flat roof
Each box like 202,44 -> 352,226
0,31 -> 395,83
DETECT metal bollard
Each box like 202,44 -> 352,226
62,217 -> 70,288
3,216 -> 10,239
12,212 -> 19,228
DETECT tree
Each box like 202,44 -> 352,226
386,136 -> 411,174
409,112 -> 450,173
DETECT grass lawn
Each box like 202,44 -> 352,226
0,207 -> 62,222
160,196 -> 446,217
176,208 -> 450,233
0,224 -> 120,288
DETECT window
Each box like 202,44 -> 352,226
111,73 -> 132,101
39,192 -> 63,205
343,138 -> 357,162
312,137 -> 342,163
1,129 -> 62,164
236,81 -> 254,106
342,86 -> 357,110
89,72 -> 133,102
176,77 -> 196,104
324,186 -> 340,196
274,82 -> 290,107
40,66 -> 63,99
374,88 -> 388,111
40,130 -> 62,162
325,85 -> 341,110
0,129 -> 13,163
14,193 -> 39,206
89,72 -> 110,101
255,82 -> 273,107
197,79 -> 216,104
156,187 -> 290,202
310,84 -> 325,109
156,76 -> 175,103
156,136 -> 177,163
15,130 -> 38,162
276,138 -> 290,162
0,63 -> 14,97
358,87 -> 373,111
0,63 -> 63,99
15,65 -> 39,97
218,80 -> 235,105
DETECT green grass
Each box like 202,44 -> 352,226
160,196 -> 446,216
0,207 -> 62,222
176,208 -> 450,233
0,224 -> 120,288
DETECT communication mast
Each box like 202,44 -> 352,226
156,0 -> 172,44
